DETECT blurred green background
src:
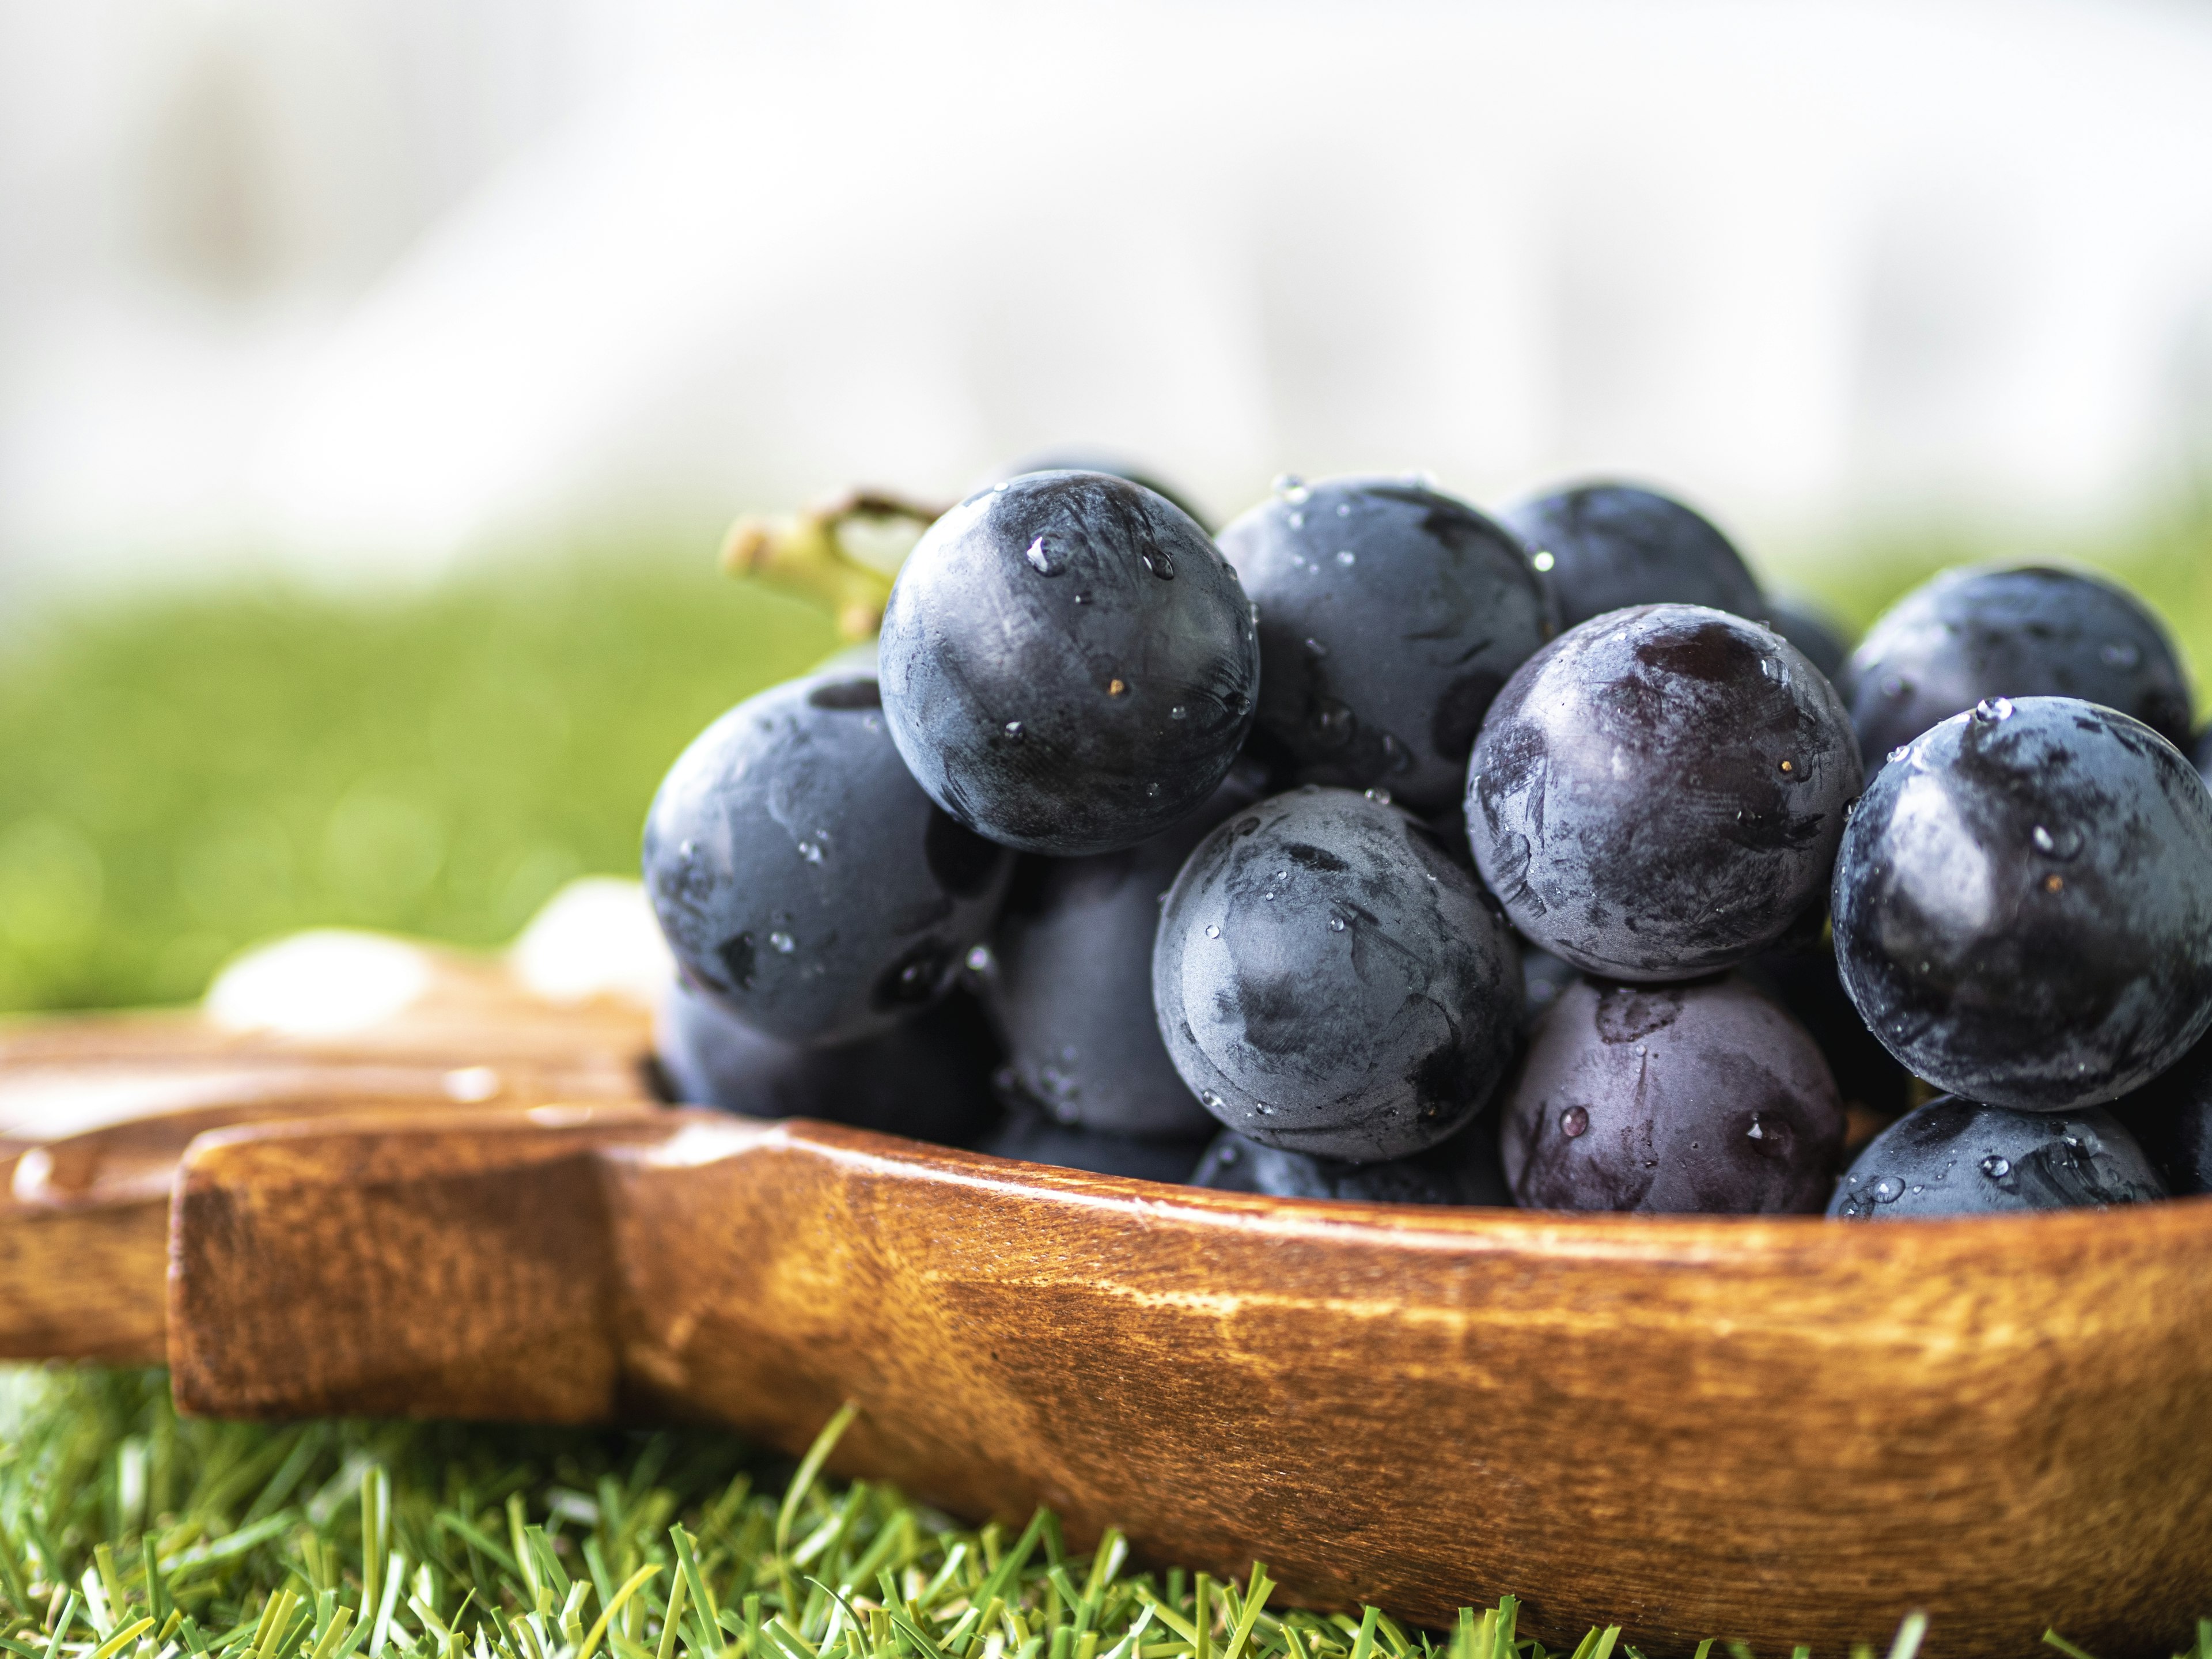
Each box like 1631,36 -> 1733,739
2,512 -> 2208,1015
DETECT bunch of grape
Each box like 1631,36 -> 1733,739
643,463 -> 2212,1219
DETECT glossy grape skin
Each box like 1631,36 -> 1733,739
2109,1030 -> 2212,1196
1502,975 -> 1845,1214
988,449 -> 1213,533
1829,1098 -> 2164,1218
1467,604 -> 1862,981
878,470 -> 1258,855
1190,1117 -> 1509,1205
1218,476 -> 1555,813
975,1104 -> 1210,1184
981,763 -> 1265,1138
1832,696 -> 2212,1111
643,672 -> 1011,1046
1153,786 -> 1522,1162
1846,565 -> 2191,766
1498,482 -> 1762,631
654,978 -> 1001,1145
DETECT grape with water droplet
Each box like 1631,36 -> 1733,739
1832,696 -> 2212,1110
879,470 -> 1257,855
1153,787 -> 1521,1162
1830,1097 -> 2164,1218
1502,975 -> 1844,1214
642,671 -> 1010,1045
1219,475 -> 1554,813
1842,564 -> 2192,766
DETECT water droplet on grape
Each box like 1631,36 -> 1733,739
965,945 -> 993,973
770,931 -> 796,955
1025,536 -> 1059,575
1888,745 -> 1911,764
1870,1176 -> 1904,1204
1003,721 -> 1024,740
1146,782 -> 1161,798
1205,925 -> 1221,939
1980,1155 -> 2012,1180
1327,915 -> 1345,932
1363,787 -> 1392,805
1531,550 -> 1555,573
1140,546 -> 1175,580
1974,696 -> 2014,723
1170,704 -> 1187,720
1272,472 -> 1305,499
797,839 -> 823,864
1560,1105 -> 1589,1139
1336,548 -> 1356,566
2032,823 -> 2081,860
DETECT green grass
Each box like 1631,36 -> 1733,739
0,549 -> 834,1013
5,514 -> 2212,1654
1,1366 -> 2176,1659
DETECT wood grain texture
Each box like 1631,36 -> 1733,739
168,1108 -> 2212,1658
0,946 -> 654,1360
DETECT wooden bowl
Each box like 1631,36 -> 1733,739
160,1104 -> 2212,1659
4,919 -> 2205,1658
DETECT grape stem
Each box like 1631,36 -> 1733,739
721,488 -> 952,639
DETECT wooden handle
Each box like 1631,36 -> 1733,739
167,1108 -> 2212,1658
172,1104 -> 676,1422
0,930 -> 657,1362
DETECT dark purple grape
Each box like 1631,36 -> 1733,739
1829,1098 -> 2164,1218
1153,786 -> 1522,1162
1497,482 -> 1762,631
1467,604 -> 1862,980
981,763 -> 1265,1138
642,672 -> 1010,1046
987,449 -> 1213,532
654,979 -> 1000,1145
1846,565 -> 2191,766
1190,1117 -> 1509,1205
1502,975 -> 1844,1214
1219,475 -> 1554,813
1832,696 -> 2212,1110
878,471 -> 1257,855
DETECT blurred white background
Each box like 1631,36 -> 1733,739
6,0 -> 2212,587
